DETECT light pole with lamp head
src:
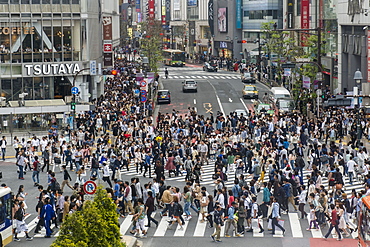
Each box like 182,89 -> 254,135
353,68 -> 363,144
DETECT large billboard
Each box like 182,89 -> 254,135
218,8 -> 227,32
187,0 -> 197,7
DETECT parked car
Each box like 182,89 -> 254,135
203,62 -> 218,72
242,85 -> 258,99
157,90 -> 171,104
182,79 -> 198,92
241,72 -> 256,83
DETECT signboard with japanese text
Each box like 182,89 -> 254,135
102,16 -> 112,41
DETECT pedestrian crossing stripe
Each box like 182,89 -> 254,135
118,162 -> 365,197
161,76 -> 240,80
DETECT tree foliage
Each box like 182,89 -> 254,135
51,187 -> 125,247
140,20 -> 163,72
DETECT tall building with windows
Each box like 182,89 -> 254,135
0,0 -> 119,130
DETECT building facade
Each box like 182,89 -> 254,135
0,0 -> 119,104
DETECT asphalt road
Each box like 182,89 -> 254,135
158,66 -> 271,118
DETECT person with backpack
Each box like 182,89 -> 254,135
224,201 -> 241,237
210,205 -> 223,242
247,197 -> 264,233
282,179 -> 297,212
13,201 -> 33,241
32,156 -> 41,187
167,196 -> 184,230
232,179 -> 242,199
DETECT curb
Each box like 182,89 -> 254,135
121,235 -> 138,247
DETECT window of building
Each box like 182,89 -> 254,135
52,0 -> 60,3
0,0 -> 8,3
296,0 -> 301,16
173,10 -> 180,20
62,0 -> 69,3
32,0 -> 40,3
10,0 -> 19,3
21,0 -> 30,3
71,0 -> 79,3
42,0 -> 50,3
243,11 -> 249,17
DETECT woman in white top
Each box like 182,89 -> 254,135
102,161 -> 112,187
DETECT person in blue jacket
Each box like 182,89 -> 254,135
41,196 -> 55,238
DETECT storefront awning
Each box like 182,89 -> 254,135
8,99 -> 66,107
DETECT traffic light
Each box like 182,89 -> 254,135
71,102 -> 76,111
103,69 -> 118,75
237,40 -> 247,43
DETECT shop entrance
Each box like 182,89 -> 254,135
54,76 -> 71,99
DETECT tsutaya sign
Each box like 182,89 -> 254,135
23,63 -> 82,76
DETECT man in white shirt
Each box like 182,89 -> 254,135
215,189 -> 225,216
0,136 -> 6,161
347,156 -> 357,185
198,141 -> 209,165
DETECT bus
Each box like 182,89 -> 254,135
359,195 -> 370,247
0,187 -> 12,246
162,49 -> 186,67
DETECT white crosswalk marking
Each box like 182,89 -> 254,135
154,217 -> 170,236
19,216 -> 38,238
174,220 -> 189,237
179,76 -> 184,78
193,214 -> 207,237
288,213 -> 303,238
226,76 -> 232,79
306,215 -> 322,238
185,76 -> 191,78
120,215 -> 133,236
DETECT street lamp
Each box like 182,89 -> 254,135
353,68 -> 363,144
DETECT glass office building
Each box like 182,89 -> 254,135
0,0 -> 103,102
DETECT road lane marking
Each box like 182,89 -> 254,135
194,99 -> 196,105
174,219 -> 189,236
239,98 -> 250,113
288,213 -> 303,238
228,98 -> 233,102
207,82 -> 225,116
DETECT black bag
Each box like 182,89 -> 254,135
178,203 -> 184,215
14,208 -> 23,221
223,173 -> 228,181
54,157 -> 61,164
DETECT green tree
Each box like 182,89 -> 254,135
140,20 -> 163,72
51,187 -> 125,247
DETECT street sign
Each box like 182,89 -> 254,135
84,194 -> 95,201
140,81 -> 147,87
71,87 -> 79,95
296,58 -> 311,62
90,60 -> 96,75
140,90 -> 147,96
141,96 -> 147,102
316,89 -> 322,96
134,89 -> 140,95
83,180 -> 97,195
282,63 -> 295,68
103,43 -> 112,53
98,63 -> 102,75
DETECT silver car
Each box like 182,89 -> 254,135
182,79 -> 197,92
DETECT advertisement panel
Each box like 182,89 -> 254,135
208,0 -> 214,35
218,8 -> 227,32
287,0 -> 294,29
102,16 -> 112,41
187,0 -> 197,7
236,0 -> 242,29
148,0 -> 155,20
161,0 -> 166,24
300,0 -> 309,45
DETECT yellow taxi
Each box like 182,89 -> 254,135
242,85 -> 258,99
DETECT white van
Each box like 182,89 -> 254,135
271,87 -> 291,100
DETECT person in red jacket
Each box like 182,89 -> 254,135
322,204 -> 342,241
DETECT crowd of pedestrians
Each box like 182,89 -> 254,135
7,57 -> 370,242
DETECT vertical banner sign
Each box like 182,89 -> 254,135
136,0 -> 140,12
208,0 -> 214,35
165,0 -> 171,23
287,0 -> 294,29
161,0 -> 166,25
148,0 -> 155,20
103,53 -> 113,67
300,0 -> 309,45
236,0 -> 242,29
218,8 -> 227,32
102,16 -> 112,41
367,34 -> 370,83
302,75 -> 311,88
